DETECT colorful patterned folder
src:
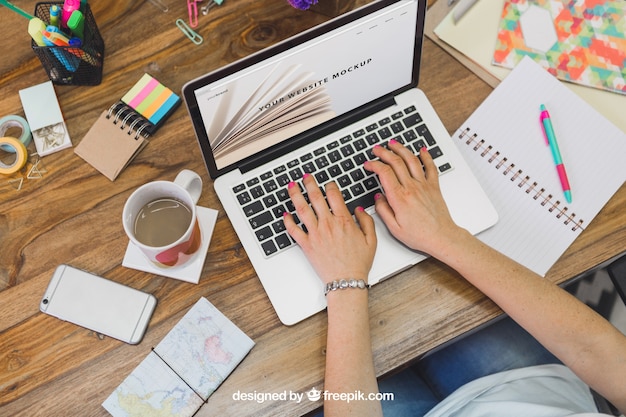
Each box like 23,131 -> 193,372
493,0 -> 626,95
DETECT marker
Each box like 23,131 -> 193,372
67,9 -> 84,39
49,4 -> 60,27
28,17 -> 48,46
42,29 -> 80,72
540,104 -> 572,203
42,29 -> 70,46
61,0 -> 80,29
69,37 -> 82,47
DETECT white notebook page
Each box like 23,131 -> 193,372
453,57 -> 626,276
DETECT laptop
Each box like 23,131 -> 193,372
182,0 -> 498,325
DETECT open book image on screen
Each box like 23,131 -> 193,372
202,62 -> 335,169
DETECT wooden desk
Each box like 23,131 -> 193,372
1,0 -> 624,415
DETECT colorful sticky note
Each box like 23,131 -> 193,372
121,74 -> 181,126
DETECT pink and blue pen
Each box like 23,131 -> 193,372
540,104 -> 572,204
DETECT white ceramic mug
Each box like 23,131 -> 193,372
122,170 -> 203,268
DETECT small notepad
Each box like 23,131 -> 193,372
74,74 -> 181,180
102,297 -> 255,417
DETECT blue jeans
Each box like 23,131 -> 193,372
378,316 -> 561,416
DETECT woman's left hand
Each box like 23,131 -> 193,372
282,174 -> 377,284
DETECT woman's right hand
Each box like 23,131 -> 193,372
364,140 -> 464,257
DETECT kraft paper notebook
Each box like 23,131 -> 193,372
75,74 -> 181,180
455,57 -> 626,276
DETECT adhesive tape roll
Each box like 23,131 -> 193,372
0,115 -> 32,152
0,136 -> 28,175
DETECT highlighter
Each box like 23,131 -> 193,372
43,27 -> 71,46
61,0 -> 80,29
42,29 -> 80,72
49,5 -> 60,27
28,17 -> 48,46
67,9 -> 84,40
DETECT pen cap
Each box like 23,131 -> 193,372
32,2 -> 105,85
28,17 -> 47,46
61,0 -> 79,28
49,4 -> 60,26
67,9 -> 84,39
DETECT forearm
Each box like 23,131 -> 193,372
435,228 -> 626,411
324,289 -> 382,417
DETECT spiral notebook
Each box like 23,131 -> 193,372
455,57 -> 626,276
75,74 -> 181,180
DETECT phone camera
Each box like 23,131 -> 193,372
42,298 -> 49,305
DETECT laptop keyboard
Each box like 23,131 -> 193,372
231,105 -> 453,257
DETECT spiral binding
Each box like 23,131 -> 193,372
458,127 -> 584,232
106,103 -> 152,139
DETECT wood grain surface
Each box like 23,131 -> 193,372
1,0 -> 624,416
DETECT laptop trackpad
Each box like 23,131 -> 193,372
368,212 -> 427,286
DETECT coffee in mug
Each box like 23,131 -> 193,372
123,170 -> 203,268
134,198 -> 193,247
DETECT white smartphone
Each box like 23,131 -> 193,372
40,264 -> 157,344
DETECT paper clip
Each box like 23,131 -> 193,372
8,177 -> 24,191
187,0 -> 199,27
176,19 -> 203,45
147,0 -> 169,12
201,0 -> 224,15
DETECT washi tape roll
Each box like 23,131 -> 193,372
0,136 -> 28,175
0,115 -> 32,152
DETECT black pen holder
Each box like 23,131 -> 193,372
32,2 -> 105,86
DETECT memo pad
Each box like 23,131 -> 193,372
74,74 -> 181,180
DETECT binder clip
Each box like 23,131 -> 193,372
201,0 -> 224,15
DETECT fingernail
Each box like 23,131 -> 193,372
374,193 -> 382,200
283,211 -> 289,217
288,181 -> 296,189
373,144 -> 380,148
303,173 -> 311,179
356,206 -> 364,212
389,139 -> 398,145
420,146 -> 427,152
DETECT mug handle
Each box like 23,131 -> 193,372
174,169 -> 202,204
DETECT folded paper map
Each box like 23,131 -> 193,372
103,297 -> 254,417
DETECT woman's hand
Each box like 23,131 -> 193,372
282,173 -> 377,284
364,140 -> 461,257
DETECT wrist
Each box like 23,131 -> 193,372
430,226 -> 474,264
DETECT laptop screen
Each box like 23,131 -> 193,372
183,0 -> 424,178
